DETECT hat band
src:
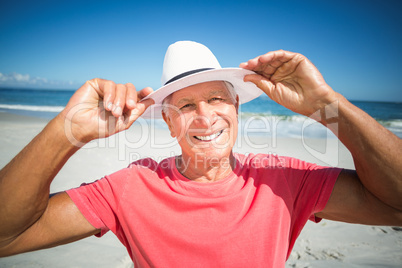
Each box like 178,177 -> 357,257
164,68 -> 214,85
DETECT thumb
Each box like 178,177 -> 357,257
244,74 -> 275,95
138,98 -> 155,113
124,98 -> 155,127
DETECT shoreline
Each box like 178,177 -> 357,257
2,102 -> 402,139
0,112 -> 401,267
0,112 -> 355,172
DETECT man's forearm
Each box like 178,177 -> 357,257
0,114 -> 80,243
323,93 -> 402,210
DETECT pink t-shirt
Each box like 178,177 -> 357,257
67,153 -> 341,267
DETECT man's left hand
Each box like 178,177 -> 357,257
240,50 -> 337,117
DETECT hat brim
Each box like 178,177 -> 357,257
141,68 -> 263,119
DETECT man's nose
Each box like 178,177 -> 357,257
193,102 -> 216,128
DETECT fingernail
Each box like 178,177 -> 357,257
107,102 -> 113,110
114,106 -> 122,116
128,99 -> 136,107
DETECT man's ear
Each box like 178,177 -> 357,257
162,110 -> 176,138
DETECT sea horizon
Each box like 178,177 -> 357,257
1,87 -> 401,139
0,86 -> 401,104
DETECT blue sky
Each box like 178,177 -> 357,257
0,0 -> 401,102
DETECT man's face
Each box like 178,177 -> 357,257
162,81 -> 239,161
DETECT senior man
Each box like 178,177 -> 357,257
0,41 -> 401,267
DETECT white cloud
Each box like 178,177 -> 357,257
0,72 -> 79,89
0,73 -> 6,82
14,73 -> 30,82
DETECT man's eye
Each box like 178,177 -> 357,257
180,104 -> 192,109
209,97 -> 223,102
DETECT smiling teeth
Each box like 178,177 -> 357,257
194,130 -> 223,141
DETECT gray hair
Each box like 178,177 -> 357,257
162,81 -> 237,116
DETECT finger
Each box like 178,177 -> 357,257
123,98 -> 155,127
259,50 -> 295,65
239,62 -> 249,69
240,50 -> 295,71
244,73 -> 275,97
270,53 -> 306,82
239,52 -> 276,70
240,56 -> 262,70
137,87 -> 154,100
112,84 -> 126,117
125,83 -> 137,109
98,80 -> 116,111
260,59 -> 284,68
135,98 -> 155,118
257,63 -> 277,77
86,79 -> 116,111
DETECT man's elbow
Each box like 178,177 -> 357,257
393,207 -> 402,226
0,236 -> 20,258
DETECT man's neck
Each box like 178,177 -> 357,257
175,153 -> 236,183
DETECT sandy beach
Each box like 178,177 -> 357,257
0,112 -> 401,267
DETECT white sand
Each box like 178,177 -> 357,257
0,112 -> 401,267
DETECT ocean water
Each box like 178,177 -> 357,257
0,88 -> 401,138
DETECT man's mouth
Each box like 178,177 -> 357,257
193,130 -> 224,141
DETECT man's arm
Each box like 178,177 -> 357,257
0,79 -> 154,256
0,192 -> 99,256
240,50 -> 402,225
315,95 -> 402,224
0,113 -> 85,255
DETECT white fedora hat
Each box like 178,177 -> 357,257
141,41 -> 262,119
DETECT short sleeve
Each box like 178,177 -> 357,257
282,157 -> 342,223
66,168 -> 130,237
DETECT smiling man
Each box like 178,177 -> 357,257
162,81 -> 239,183
0,41 -> 401,267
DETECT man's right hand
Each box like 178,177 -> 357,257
0,78 -> 154,257
60,78 -> 154,146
